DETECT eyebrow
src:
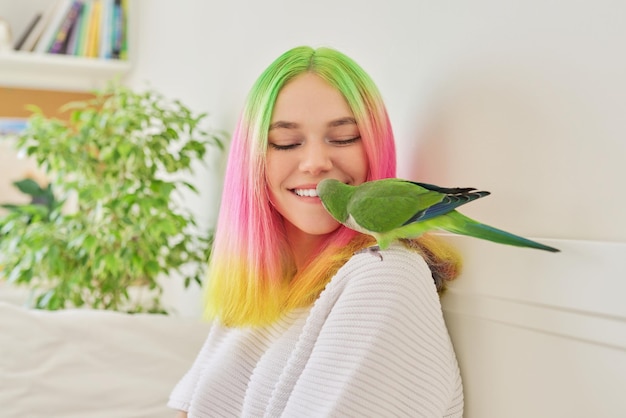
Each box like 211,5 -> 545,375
269,121 -> 299,130
269,117 -> 357,130
328,117 -> 357,128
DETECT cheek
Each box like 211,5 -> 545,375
265,153 -> 294,209
359,154 -> 370,182
265,154 -> 282,191
347,145 -> 370,184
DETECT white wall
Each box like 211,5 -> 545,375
2,1 -> 624,415
128,0 -> 625,241
441,235 -> 626,417
127,0 -> 626,314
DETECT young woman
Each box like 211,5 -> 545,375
170,46 -> 464,417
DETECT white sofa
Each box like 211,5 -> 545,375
0,302 -> 210,418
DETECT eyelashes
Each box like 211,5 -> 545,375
268,136 -> 362,151
268,142 -> 299,151
329,136 -> 361,146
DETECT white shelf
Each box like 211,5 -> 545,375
0,51 -> 131,92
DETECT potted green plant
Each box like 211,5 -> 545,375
0,84 -> 225,313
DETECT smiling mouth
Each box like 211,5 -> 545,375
292,188 -> 319,197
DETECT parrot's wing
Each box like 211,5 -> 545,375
402,181 -> 490,224
410,181 -> 478,195
347,179 -> 445,233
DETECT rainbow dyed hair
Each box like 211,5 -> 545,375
204,46 -> 460,327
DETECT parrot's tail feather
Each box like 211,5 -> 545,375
445,212 -> 560,252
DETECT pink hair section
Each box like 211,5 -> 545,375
209,117 -> 284,285
362,102 -> 397,181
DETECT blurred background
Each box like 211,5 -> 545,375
1,0 -> 624,313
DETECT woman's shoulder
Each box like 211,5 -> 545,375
344,242 -> 432,280
323,242 -> 438,305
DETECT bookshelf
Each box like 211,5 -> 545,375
0,0 -> 132,92
0,50 -> 130,91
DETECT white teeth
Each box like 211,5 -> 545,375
294,189 -> 318,197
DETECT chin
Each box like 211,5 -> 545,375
287,218 -> 342,238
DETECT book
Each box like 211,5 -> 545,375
0,118 -> 28,136
19,0 -> 64,52
119,0 -> 128,60
13,13 -> 42,51
98,0 -> 114,59
85,0 -> 103,58
34,0 -> 74,53
111,0 -> 125,59
49,1 -> 84,54
111,0 -> 120,58
73,0 -> 92,56
64,3 -> 85,55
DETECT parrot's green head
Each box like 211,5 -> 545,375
317,179 -> 355,223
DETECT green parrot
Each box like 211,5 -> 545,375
317,178 -> 559,252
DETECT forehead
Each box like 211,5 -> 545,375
271,73 -> 354,123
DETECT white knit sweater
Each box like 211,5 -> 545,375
168,244 -> 463,417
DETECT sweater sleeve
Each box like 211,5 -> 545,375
279,245 -> 463,417
167,324 -> 215,412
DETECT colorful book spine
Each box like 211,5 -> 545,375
98,0 -> 114,59
74,0 -> 92,56
120,0 -> 128,60
111,0 -> 123,59
85,0 -> 102,58
64,4 -> 85,55
34,0 -> 73,53
49,1 -> 84,54
19,0 -> 127,60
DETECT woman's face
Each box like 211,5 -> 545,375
266,73 -> 369,243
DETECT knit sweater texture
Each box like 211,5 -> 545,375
168,244 -> 463,417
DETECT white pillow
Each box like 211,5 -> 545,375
0,302 -> 210,418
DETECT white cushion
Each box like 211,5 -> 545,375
0,302 -> 209,418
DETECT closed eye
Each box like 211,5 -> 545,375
268,142 -> 301,151
328,136 -> 361,146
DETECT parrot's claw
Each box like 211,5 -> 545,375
355,245 -> 383,261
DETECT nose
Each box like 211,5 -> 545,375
299,140 -> 332,175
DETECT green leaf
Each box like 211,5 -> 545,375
1,204 -> 21,211
145,260 -> 160,276
13,178 -> 44,196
